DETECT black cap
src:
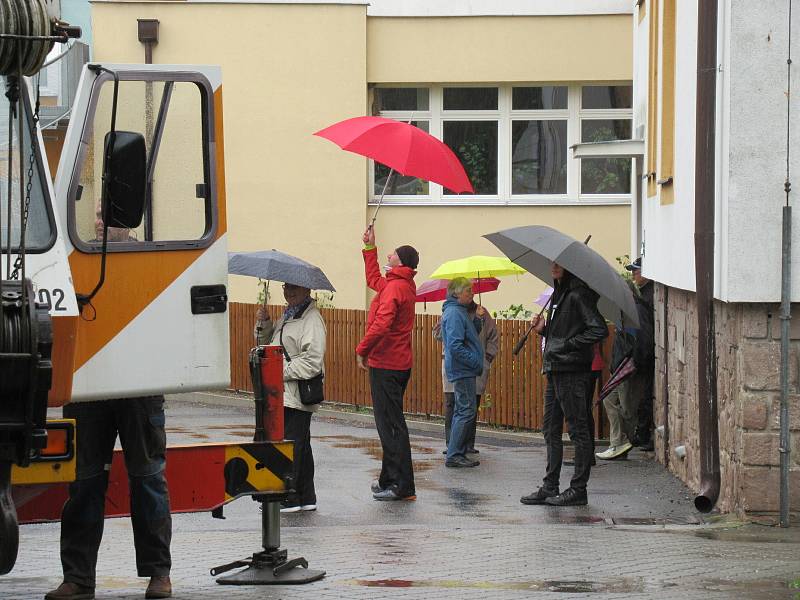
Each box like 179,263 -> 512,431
395,245 -> 419,270
625,257 -> 642,271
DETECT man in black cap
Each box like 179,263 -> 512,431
357,227 -> 419,501
625,257 -> 655,451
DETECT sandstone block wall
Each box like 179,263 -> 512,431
653,284 -> 800,515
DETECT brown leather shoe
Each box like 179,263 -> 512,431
145,575 -> 172,599
44,581 -> 95,600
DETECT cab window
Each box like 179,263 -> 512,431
70,74 -> 215,251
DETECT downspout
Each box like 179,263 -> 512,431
694,0 -> 721,513
662,286 -> 670,468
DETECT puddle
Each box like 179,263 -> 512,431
349,577 -> 645,593
316,434 -> 438,463
612,516 -> 702,526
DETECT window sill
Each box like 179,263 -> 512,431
367,197 -> 632,207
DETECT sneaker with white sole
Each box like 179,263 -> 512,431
595,442 -> 633,460
300,504 -> 317,511
279,503 -> 302,513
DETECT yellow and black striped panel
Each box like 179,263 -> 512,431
223,441 -> 293,500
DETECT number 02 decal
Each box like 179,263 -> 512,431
37,288 -> 67,311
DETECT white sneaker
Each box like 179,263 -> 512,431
279,504 -> 302,513
596,442 -> 633,460
300,504 -> 317,512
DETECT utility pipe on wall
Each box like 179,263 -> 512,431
694,0 -> 721,513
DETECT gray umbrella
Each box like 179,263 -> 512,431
228,250 -> 336,292
484,225 -> 639,327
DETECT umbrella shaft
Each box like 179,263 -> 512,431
371,169 -> 395,226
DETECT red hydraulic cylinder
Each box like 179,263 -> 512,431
251,346 -> 284,442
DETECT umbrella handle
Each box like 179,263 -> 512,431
513,295 -> 553,357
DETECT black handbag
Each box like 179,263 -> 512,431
280,324 -> 324,406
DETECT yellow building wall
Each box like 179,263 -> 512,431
366,15 -> 633,315
91,2 -> 368,307
91,4 -> 632,314
367,15 -> 632,83
371,205 -> 630,316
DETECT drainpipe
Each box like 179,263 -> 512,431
137,19 -> 159,241
694,0 -> 721,513
662,286 -> 670,468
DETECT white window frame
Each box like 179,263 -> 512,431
369,83 -> 633,207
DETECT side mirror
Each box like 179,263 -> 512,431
101,131 -> 146,229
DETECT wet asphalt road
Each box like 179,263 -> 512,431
4,392 -> 800,600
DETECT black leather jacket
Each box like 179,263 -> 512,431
542,276 -> 608,373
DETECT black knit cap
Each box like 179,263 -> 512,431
395,245 -> 419,270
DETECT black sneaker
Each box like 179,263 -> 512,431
520,487 -> 559,505
370,480 -> 384,494
545,487 -> 588,506
373,487 -> 416,501
445,456 -> 479,468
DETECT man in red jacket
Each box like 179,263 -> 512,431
357,227 -> 418,501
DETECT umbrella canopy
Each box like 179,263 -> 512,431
416,277 -> 500,303
429,255 -> 526,280
484,225 -> 639,327
314,116 -> 474,194
228,250 -> 336,292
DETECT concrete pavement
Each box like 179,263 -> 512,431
4,392 -> 799,600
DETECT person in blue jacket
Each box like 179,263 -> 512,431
441,277 -> 484,468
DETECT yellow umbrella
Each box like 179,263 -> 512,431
429,255 -> 526,280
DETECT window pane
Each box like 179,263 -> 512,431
374,88 -> 429,112
75,80 -> 210,245
374,121 -> 430,196
511,121 -> 567,194
443,121 -> 497,195
581,119 -> 632,142
443,88 -> 498,111
0,78 -> 54,252
580,118 -> 632,194
581,85 -> 633,109
512,87 -> 568,110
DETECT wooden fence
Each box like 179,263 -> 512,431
229,302 -> 611,435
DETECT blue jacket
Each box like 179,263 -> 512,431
441,296 -> 484,382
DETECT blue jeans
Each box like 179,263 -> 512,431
446,377 -> 477,460
60,397 -> 172,588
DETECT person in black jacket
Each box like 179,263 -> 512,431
521,262 -> 608,507
626,258 -> 656,450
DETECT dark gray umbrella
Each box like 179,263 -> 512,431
484,225 -> 639,327
228,250 -> 336,292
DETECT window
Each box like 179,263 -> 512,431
371,84 -> 633,205
69,74 -> 216,252
0,77 -> 56,254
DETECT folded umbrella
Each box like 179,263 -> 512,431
599,355 -> 637,401
228,250 -> 336,292
416,277 -> 500,303
484,225 -> 639,327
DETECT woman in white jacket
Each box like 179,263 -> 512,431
255,283 -> 327,512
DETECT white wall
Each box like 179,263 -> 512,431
722,0 -> 800,302
639,0 -> 699,292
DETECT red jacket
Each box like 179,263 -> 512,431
356,247 -> 416,370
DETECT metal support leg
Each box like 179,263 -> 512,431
211,499 -> 325,585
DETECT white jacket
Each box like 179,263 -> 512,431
255,300 -> 327,412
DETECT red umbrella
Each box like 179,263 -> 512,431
314,116 -> 474,224
416,277 -> 500,303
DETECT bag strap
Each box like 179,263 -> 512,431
278,322 -> 291,363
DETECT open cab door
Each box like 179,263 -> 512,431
53,64 -> 229,403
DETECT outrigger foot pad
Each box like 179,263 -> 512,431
211,549 -> 325,585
